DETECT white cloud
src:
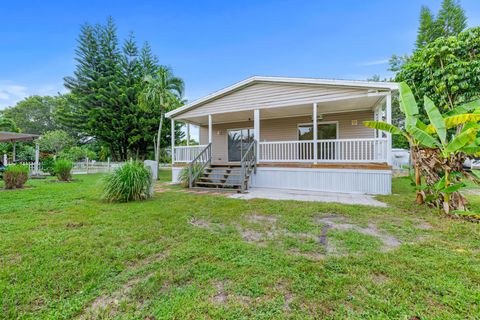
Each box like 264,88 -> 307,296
359,59 -> 390,66
0,83 -> 28,109
0,81 -> 67,110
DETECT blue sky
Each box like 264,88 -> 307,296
1,0 -> 480,110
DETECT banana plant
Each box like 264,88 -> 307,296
364,82 -> 480,211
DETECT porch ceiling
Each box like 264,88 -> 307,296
178,95 -> 383,125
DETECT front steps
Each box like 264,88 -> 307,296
194,164 -> 253,192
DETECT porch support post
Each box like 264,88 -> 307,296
208,114 -> 212,144
171,118 -> 175,164
34,142 -> 40,174
386,93 -> 392,165
313,103 -> 318,164
12,142 -> 16,163
186,123 -> 190,146
254,109 -> 260,160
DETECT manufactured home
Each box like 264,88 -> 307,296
166,76 -> 397,195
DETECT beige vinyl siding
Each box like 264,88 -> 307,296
199,110 -> 374,163
182,82 -> 369,118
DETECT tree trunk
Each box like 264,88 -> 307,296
411,146 -> 424,204
155,110 -> 164,165
415,163 -> 423,204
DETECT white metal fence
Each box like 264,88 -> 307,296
16,161 -> 126,175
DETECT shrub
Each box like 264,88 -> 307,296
3,164 -> 29,189
41,156 -> 56,176
178,164 -> 204,187
103,161 -> 152,202
54,159 -> 73,181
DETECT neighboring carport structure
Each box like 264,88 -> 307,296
0,131 -> 40,173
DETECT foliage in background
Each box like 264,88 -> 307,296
15,145 -> 35,162
389,0 -> 468,73
3,164 -> 29,189
62,18 -> 184,161
54,159 -> 73,181
1,96 -> 67,135
41,156 -> 56,176
415,0 -> 467,49
397,27 -> 480,119
0,117 -> 20,132
102,161 -> 152,202
59,146 -> 96,162
38,130 -> 73,155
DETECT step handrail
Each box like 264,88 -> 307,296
189,143 -> 212,188
240,140 -> 257,192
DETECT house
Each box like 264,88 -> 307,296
166,76 -> 398,195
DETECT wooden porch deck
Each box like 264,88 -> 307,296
173,162 -> 391,170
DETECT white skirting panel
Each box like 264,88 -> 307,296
172,166 -> 182,183
250,167 -> 391,195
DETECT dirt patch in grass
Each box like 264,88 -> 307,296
46,179 -> 81,183
211,280 -> 229,304
65,222 -> 86,229
315,215 -> 401,252
415,221 -> 433,230
188,217 -> 225,231
246,214 -> 278,225
372,273 -> 389,284
80,251 -> 167,319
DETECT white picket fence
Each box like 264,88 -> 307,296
17,161 -> 126,175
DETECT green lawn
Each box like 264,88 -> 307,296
1,169 -> 480,319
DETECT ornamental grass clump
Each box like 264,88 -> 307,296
54,159 -> 73,181
103,161 -> 152,202
3,164 -> 29,189
178,164 -> 204,187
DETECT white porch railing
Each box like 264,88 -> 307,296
259,138 -> 388,163
173,145 -> 208,163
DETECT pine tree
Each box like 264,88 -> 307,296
415,6 -> 435,49
62,18 -> 184,161
139,42 -> 159,77
435,0 -> 467,37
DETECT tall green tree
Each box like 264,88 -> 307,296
1,95 -> 67,135
435,0 -> 467,37
415,6 -> 436,49
397,27 -> 480,118
63,18 -> 184,161
391,0 -> 468,71
139,66 -> 185,163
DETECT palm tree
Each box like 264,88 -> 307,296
139,66 -> 184,164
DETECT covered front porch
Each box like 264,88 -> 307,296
170,94 -> 392,166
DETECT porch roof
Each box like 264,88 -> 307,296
0,131 -> 39,143
167,76 -> 398,124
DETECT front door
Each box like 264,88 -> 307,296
228,128 -> 254,162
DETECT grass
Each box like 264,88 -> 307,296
1,169 -> 480,319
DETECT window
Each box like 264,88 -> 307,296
298,122 -> 337,140
298,122 -> 338,160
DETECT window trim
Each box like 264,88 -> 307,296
297,121 -> 339,140
226,127 -> 254,163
